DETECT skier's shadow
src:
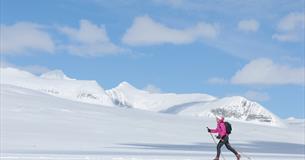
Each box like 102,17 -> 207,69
119,141 -> 305,155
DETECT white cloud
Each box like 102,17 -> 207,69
143,84 -> 161,93
238,19 -> 260,32
231,58 -> 305,85
0,22 -> 55,54
272,12 -> 304,42
244,90 -> 270,102
207,77 -> 228,84
122,15 -> 219,46
59,19 -> 123,56
272,33 -> 301,42
277,12 -> 304,31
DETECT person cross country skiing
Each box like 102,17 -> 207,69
207,116 -> 241,160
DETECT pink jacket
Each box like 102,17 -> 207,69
211,119 -> 227,137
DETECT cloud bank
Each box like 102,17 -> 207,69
272,12 -> 304,42
0,22 -> 55,55
59,20 -> 124,56
122,15 -> 219,46
231,58 -> 305,85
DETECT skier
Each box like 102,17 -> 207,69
207,116 -> 241,160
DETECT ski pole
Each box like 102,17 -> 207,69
207,127 -> 226,160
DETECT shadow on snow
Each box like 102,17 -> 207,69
2,141 -> 304,156
118,141 -> 305,155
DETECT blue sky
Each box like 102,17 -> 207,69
1,0 -> 304,118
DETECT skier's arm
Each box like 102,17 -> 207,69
210,126 -> 219,133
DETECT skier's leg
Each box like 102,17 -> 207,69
225,141 -> 238,155
224,136 -> 240,159
216,140 -> 224,159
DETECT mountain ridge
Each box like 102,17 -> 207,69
0,67 -> 284,126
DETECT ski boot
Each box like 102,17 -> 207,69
236,154 -> 241,160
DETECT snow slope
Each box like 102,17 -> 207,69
1,84 -> 304,160
106,81 -> 216,111
0,67 -> 114,106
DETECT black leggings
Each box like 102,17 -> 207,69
216,136 -> 238,157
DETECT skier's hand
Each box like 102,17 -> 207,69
207,128 -> 211,132
216,135 -> 221,139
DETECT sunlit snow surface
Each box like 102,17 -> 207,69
1,85 -> 304,160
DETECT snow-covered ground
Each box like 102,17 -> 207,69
1,84 -> 304,160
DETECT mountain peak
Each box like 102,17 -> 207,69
40,70 -> 74,80
117,81 -> 140,91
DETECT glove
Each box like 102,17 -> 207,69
216,135 -> 221,139
207,128 -> 211,132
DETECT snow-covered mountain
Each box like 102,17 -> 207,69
0,67 -> 284,126
106,81 -> 217,111
173,96 -> 284,126
106,82 -> 283,126
0,67 -> 114,106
